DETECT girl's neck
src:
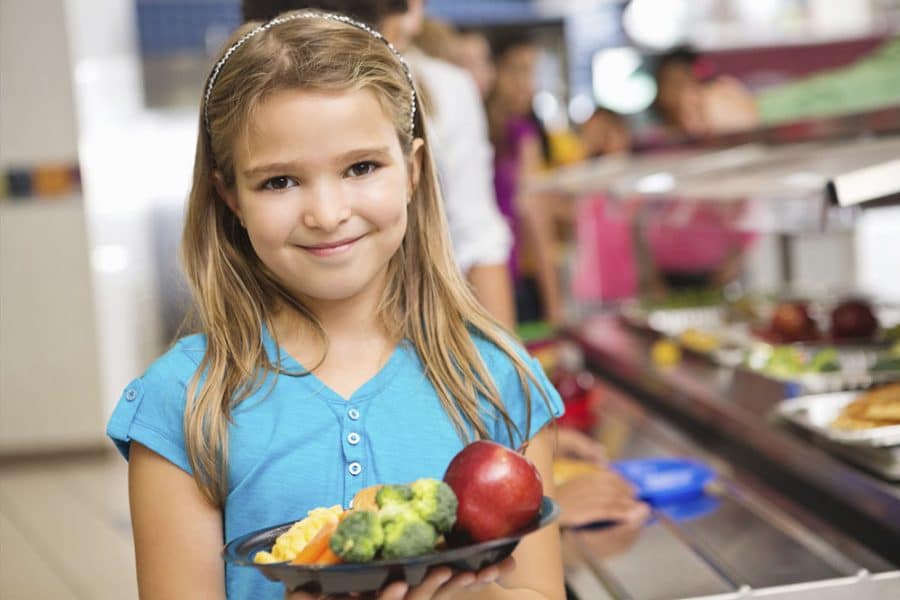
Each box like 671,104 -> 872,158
272,276 -> 395,350
270,279 -> 399,399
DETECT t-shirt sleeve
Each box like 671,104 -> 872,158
106,348 -> 195,474
487,345 -> 564,450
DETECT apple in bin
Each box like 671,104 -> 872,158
770,301 -> 818,342
443,440 -> 543,543
831,299 -> 879,340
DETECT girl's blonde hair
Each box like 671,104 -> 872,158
182,11 -> 550,506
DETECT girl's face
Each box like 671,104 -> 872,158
220,88 -> 423,308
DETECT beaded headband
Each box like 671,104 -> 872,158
203,11 -> 417,137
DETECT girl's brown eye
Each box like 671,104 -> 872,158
263,176 -> 295,190
348,162 -> 378,177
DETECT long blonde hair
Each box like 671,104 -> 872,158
181,11 -> 550,506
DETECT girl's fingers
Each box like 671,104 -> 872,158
402,567 -> 453,600
432,571 -> 476,599
377,581 -> 409,600
371,558 -> 517,600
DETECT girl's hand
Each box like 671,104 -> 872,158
284,557 -> 515,600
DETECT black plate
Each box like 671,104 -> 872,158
223,496 -> 559,595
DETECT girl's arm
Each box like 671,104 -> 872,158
129,441 -> 226,599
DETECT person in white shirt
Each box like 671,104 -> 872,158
243,0 -> 516,328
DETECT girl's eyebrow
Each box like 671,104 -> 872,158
243,146 -> 392,179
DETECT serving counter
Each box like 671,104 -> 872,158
560,314 -> 900,599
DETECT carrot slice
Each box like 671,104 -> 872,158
313,547 -> 343,565
290,520 -> 338,565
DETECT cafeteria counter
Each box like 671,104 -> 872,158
561,315 -> 900,599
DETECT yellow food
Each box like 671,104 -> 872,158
553,458 -> 600,486
253,505 -> 344,564
651,339 -> 681,367
831,383 -> 900,431
678,329 -> 720,353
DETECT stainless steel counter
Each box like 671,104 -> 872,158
561,314 -> 900,599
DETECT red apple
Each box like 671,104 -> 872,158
771,301 -> 817,342
831,299 -> 878,340
443,440 -> 543,543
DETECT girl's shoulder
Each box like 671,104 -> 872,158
469,329 -> 538,378
142,333 -> 208,384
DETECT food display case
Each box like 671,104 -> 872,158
535,113 -> 900,597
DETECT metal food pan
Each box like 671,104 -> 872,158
777,391 -> 900,447
619,303 -> 727,337
776,392 -> 900,480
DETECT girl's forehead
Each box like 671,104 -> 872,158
235,87 -> 401,169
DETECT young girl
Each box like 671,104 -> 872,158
107,11 -> 565,600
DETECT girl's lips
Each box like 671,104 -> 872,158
299,234 -> 365,257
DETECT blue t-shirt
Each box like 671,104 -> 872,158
107,328 -> 563,599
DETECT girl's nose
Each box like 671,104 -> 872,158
302,182 -> 351,231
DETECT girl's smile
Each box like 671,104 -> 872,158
297,233 -> 368,258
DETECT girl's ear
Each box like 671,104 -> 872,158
408,138 -> 425,199
213,170 -> 242,221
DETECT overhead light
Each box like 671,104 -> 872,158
533,90 -> 560,122
592,47 -> 657,114
623,0 -> 691,50
568,94 -> 596,124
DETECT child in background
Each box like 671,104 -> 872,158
486,33 -> 565,325
580,107 -> 632,158
107,11 -> 565,600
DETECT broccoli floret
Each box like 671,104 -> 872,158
409,478 -> 458,534
329,510 -> 383,562
375,484 -> 413,509
379,505 -> 438,559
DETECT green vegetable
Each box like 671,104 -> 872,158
884,324 -> 900,343
329,510 -> 384,563
808,347 -> 840,373
763,346 -> 806,378
375,484 -> 413,509
409,478 -> 458,534
872,356 -> 900,372
379,504 -> 438,560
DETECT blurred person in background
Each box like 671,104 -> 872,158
579,107 -> 632,158
243,0 -> 646,532
453,28 -> 496,100
244,0 -> 517,329
486,32 -> 566,326
636,200 -> 756,297
653,46 -> 758,138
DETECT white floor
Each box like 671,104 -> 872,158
0,452 -> 138,599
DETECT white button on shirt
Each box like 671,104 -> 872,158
348,462 -> 362,476
347,432 -> 360,445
